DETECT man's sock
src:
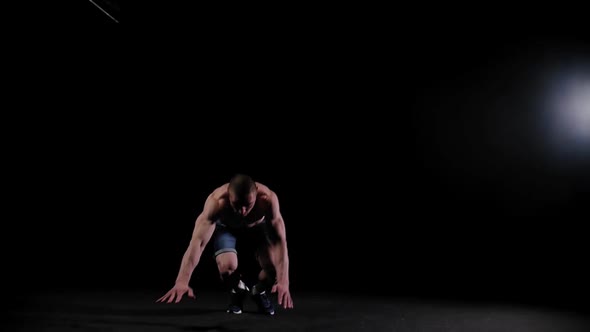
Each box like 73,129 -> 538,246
222,272 -> 249,292
252,282 -> 265,295
252,278 -> 275,295
235,279 -> 249,292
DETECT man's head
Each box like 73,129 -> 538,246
228,174 -> 257,216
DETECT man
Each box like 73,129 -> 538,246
156,174 -> 294,315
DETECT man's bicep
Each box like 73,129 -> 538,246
268,215 -> 287,244
192,196 -> 218,243
267,192 -> 283,220
193,213 -> 216,242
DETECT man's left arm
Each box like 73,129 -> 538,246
267,192 -> 294,309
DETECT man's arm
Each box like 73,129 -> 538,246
156,194 -> 218,303
175,195 -> 218,286
267,192 -> 294,308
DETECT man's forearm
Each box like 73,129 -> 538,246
270,242 -> 290,284
175,245 -> 202,285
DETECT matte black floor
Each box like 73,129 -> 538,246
5,290 -> 590,332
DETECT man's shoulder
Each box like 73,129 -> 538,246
256,184 -> 278,210
257,187 -> 276,205
196,185 -> 227,220
211,183 -> 230,199
205,184 -> 230,213
255,182 -> 274,196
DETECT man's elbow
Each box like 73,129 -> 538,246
268,228 -> 287,246
270,237 -> 288,251
187,239 -> 206,255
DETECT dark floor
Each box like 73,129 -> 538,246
4,289 -> 590,332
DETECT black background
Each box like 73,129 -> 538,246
8,5 -> 590,314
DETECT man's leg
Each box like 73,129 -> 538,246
254,248 -> 276,293
213,228 -> 248,314
216,252 -> 241,289
251,246 -> 276,315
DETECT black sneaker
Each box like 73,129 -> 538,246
227,288 -> 248,314
251,290 -> 275,315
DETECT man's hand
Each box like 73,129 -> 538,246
156,284 -> 195,303
271,282 -> 294,309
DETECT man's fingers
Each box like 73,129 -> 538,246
276,288 -> 295,308
281,293 -> 293,309
271,285 -> 277,293
156,291 -> 171,302
156,288 -> 195,303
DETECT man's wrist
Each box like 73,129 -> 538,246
175,279 -> 190,286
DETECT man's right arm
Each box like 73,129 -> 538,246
174,195 -> 218,286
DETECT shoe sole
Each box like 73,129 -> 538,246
258,309 -> 275,315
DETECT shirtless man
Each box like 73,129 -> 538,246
156,174 -> 294,315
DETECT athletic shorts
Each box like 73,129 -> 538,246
212,220 -> 273,257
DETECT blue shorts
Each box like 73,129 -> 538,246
212,220 -> 272,257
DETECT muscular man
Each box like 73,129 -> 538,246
156,174 -> 294,315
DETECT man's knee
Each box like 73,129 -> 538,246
265,265 -> 276,275
256,247 -> 272,267
216,253 -> 238,274
259,260 -> 276,280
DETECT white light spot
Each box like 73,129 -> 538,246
541,64 -> 590,162
554,78 -> 590,141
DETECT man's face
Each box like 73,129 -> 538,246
229,190 -> 256,217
